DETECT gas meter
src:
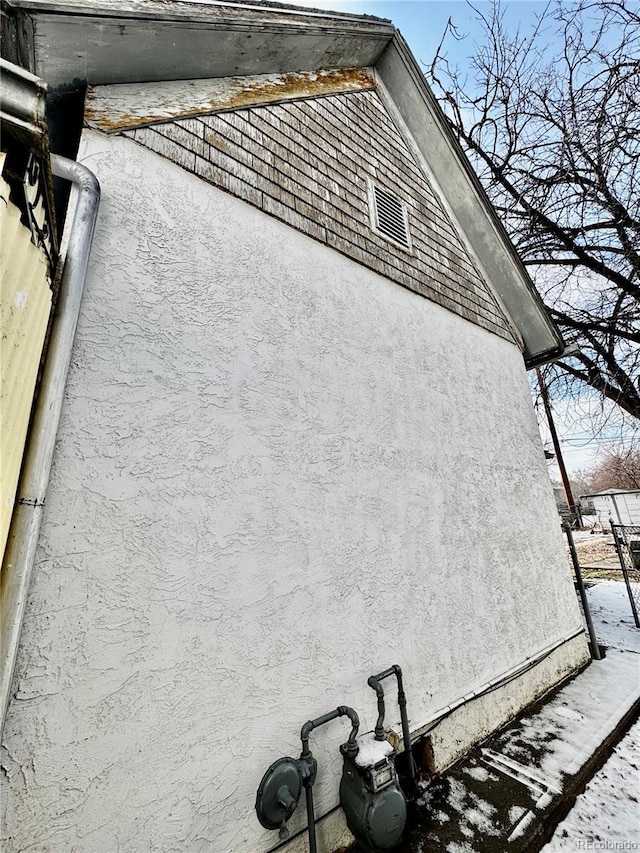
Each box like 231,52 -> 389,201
339,734 -> 407,852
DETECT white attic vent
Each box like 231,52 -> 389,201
368,181 -> 412,251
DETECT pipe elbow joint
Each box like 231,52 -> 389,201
337,706 -> 360,756
51,154 -> 101,199
337,705 -> 360,728
367,675 -> 384,696
300,720 -> 315,742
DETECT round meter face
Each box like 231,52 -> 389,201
255,757 -> 302,830
364,785 -> 407,850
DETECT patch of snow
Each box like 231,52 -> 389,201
542,718 -> 640,850
535,792 -> 554,810
447,778 -> 468,814
354,732 -> 394,767
573,528 -> 598,542
585,581 -> 640,653
553,705 -> 584,722
498,649 -> 640,785
442,777 -> 500,839
469,790 -> 497,819
465,806 -> 499,836
464,791 -> 500,836
431,583 -> 640,851
463,765 -> 493,782
508,805 -> 527,824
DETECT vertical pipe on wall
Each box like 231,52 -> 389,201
0,155 -> 100,739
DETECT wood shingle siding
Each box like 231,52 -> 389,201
126,90 -> 515,342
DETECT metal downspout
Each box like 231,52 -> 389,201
0,155 -> 100,739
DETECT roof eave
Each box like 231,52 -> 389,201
2,0 -> 396,85
375,33 -> 564,364
3,0 -> 392,26
581,490 -> 639,499
3,1 -> 564,361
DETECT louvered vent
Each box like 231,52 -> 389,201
370,182 -> 412,250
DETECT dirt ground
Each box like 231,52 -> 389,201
568,532 -> 623,578
573,534 -> 619,567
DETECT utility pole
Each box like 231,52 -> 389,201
536,368 -> 582,527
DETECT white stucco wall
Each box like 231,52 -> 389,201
2,131 -> 587,853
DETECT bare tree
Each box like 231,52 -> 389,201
587,446 -> 640,490
429,0 -> 640,423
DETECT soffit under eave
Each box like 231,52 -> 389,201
4,1 -> 394,88
84,69 -> 377,132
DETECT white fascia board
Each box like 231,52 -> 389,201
374,34 -> 564,365
6,0 -> 392,26
581,490 -> 640,499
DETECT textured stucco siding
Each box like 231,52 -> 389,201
2,132 -> 587,853
125,88 -> 515,343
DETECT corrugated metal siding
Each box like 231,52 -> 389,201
593,493 -> 640,526
0,173 -> 52,558
619,493 -> 640,525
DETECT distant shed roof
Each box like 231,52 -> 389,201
581,489 -> 640,499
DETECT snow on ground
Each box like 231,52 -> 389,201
572,525 -> 600,544
571,530 -> 598,543
542,718 -> 640,851
584,581 -> 640,653
510,582 -> 640,784
493,647 -> 640,784
495,581 -> 640,848
540,580 -> 640,852
407,579 -> 640,853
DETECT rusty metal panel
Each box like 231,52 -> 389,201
85,68 -> 377,132
0,165 -> 52,559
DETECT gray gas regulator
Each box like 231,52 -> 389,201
255,702 -> 408,852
